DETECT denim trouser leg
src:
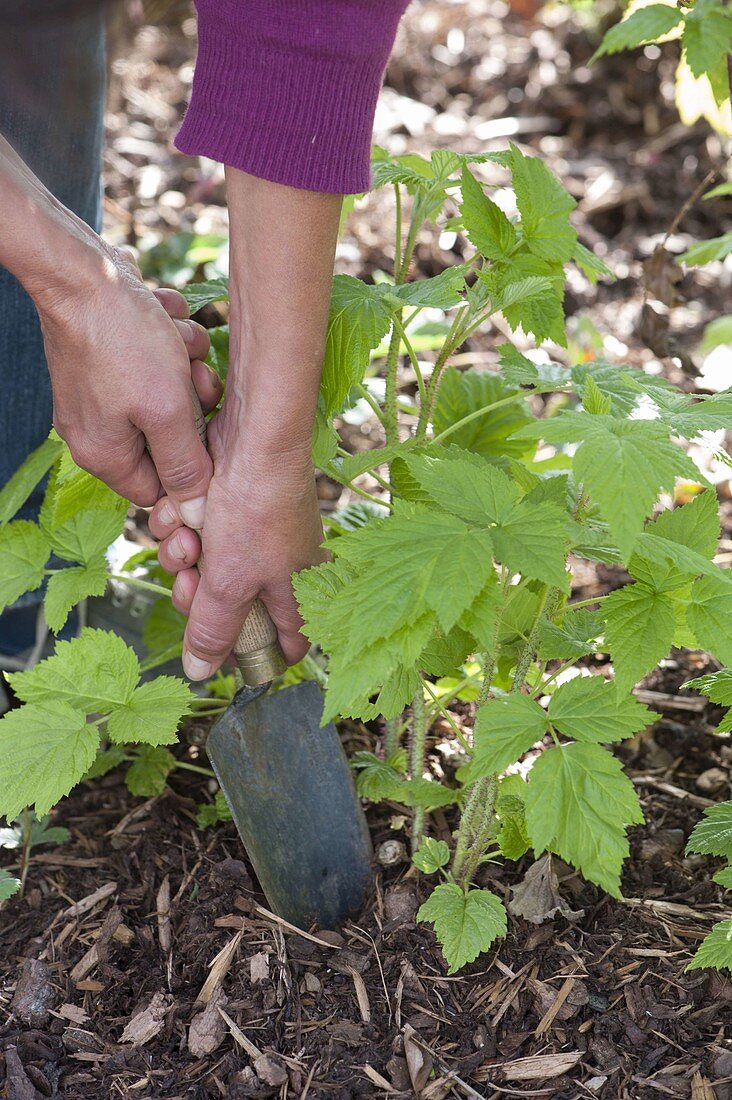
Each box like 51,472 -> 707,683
0,4 -> 106,519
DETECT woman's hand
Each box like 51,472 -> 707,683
36,246 -> 216,522
149,409 -> 326,678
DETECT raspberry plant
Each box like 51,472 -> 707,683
284,146 -> 732,974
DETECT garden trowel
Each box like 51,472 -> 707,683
205,622 -> 374,929
191,399 -> 373,929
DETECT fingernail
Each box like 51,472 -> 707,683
183,651 -> 213,681
169,533 -> 187,561
179,496 -> 206,529
159,500 -> 178,525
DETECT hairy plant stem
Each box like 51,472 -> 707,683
384,716 -> 401,758
410,686 -> 427,852
512,586 -> 558,693
451,588 -> 560,888
453,775 -> 499,888
383,319 -> 403,447
18,806 -> 32,895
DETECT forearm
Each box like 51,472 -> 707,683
0,134 -> 104,306
223,167 -> 342,461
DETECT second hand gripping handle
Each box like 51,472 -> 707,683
191,390 -> 286,686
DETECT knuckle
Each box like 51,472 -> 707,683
161,453 -> 207,492
186,619 -> 226,658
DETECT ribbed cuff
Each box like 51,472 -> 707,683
176,5 -> 404,194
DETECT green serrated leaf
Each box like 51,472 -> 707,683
396,777 -> 459,810
686,802 -> 732,860
197,789 -> 233,829
497,776 -> 531,860
321,276 -> 393,417
701,316 -> 732,354
525,742 -> 644,896
538,608 -> 600,661
107,677 -> 192,746
390,267 -> 466,310
41,461 -> 128,532
432,367 -> 533,461
480,255 -> 567,346
684,669 -> 732,706
0,869 -> 21,900
470,694 -> 548,778
686,919 -> 732,972
125,744 -> 176,797
0,702 -> 98,819
583,375 -> 613,415
352,750 -> 407,801
491,500 -> 570,590
413,837 -> 451,874
603,584 -> 676,690
548,676 -> 659,743
0,521 -> 51,615
682,2 -> 732,79
460,166 -> 518,263
418,883 -> 507,973
688,573 -> 732,666
179,277 -> 229,313
713,865 -> 732,889
45,562 -> 108,633
49,509 -> 125,567
573,241 -> 614,285
0,438 -> 63,526
592,4 -> 684,60
509,143 -> 578,264
678,232 -> 732,267
8,628 -> 139,713
569,416 -> 701,558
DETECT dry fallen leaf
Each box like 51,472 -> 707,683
404,1024 -> 433,1095
509,853 -> 584,924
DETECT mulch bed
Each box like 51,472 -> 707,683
1,658 -> 730,1099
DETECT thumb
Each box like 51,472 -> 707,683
182,567 -> 252,680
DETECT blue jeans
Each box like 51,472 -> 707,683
0,4 -> 106,646
0,2 -> 106,519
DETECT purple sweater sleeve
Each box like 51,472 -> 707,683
175,0 -> 410,195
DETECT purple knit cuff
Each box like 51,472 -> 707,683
175,1 -> 408,194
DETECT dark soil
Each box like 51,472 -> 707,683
2,1 -> 731,1097
1,656 -> 730,1100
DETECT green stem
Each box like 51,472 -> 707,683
300,651 -> 328,689
454,775 -> 499,889
558,595 -> 606,614
18,807 -> 32,895
383,320 -> 403,446
393,183 -> 403,275
354,383 -> 388,426
384,716 -> 401,759
422,680 -> 471,753
431,391 -> 530,447
391,312 -> 428,411
172,760 -> 217,778
410,685 -> 427,852
108,574 -> 172,599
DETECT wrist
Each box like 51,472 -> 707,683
16,194 -> 110,316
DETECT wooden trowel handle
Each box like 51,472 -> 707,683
191,389 -> 286,686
